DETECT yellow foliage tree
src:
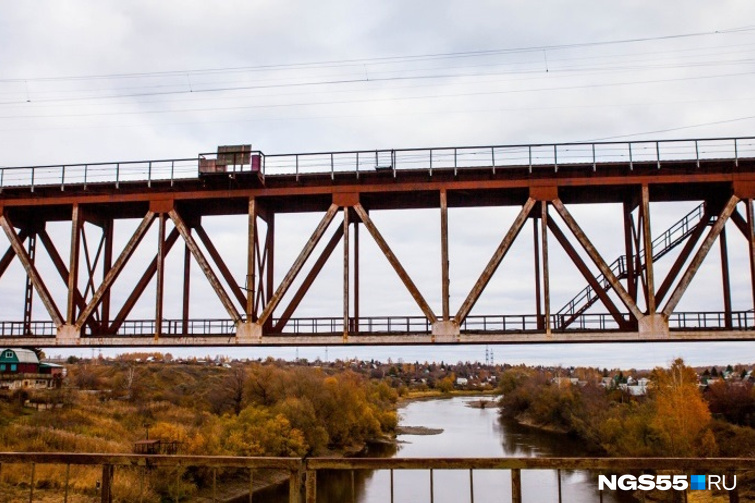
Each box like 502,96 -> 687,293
650,358 -> 717,456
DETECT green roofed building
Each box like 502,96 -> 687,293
0,349 -> 64,390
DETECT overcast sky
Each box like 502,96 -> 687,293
1,1 -> 755,368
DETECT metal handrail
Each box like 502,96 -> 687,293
1,311 -> 753,338
0,136 -> 753,191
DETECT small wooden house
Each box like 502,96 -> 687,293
0,349 -> 63,390
0,348 -> 40,374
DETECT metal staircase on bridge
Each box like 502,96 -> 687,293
554,202 -> 711,328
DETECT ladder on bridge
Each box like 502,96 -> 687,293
554,202 -> 710,329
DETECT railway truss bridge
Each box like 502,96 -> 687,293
1,137 -> 755,347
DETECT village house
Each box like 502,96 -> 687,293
0,349 -> 64,390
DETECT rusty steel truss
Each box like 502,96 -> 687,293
1,137 -> 755,347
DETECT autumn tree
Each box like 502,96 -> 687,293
649,358 -> 717,456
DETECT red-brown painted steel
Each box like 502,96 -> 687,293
0,141 -> 753,346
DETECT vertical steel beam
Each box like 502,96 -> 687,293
440,190 -> 450,321
247,198 -> 256,320
455,198 -> 536,324
343,207 -> 350,339
0,214 -> 64,327
100,219 -> 113,330
747,199 -> 755,314
258,204 -> 339,327
182,239 -> 191,335
641,185 -> 656,314
169,209 -> 242,323
23,233 -> 37,333
719,226 -> 732,329
76,211 -> 156,328
67,204 -> 81,324
533,218 -> 543,330
662,195 -> 739,317
541,202 -> 551,335
623,200 -> 636,303
355,203 -> 438,324
155,213 -> 166,339
266,212 -> 275,318
551,199 -> 644,321
353,219 -> 360,334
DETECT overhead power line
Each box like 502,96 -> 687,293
0,25 -> 752,84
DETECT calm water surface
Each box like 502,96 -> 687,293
257,396 -> 631,502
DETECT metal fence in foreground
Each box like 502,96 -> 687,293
0,453 -> 750,503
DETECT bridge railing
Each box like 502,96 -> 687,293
0,452 -> 748,503
0,311 -> 753,338
259,136 -> 755,178
2,136 -> 755,191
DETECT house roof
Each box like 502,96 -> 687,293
1,349 -> 39,364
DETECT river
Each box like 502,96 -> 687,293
256,396 -> 631,502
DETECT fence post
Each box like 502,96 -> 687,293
249,469 -> 254,503
101,464 -> 114,503
511,468 -> 522,503
289,469 -> 301,503
305,470 -> 317,503
728,471 -> 739,503
28,462 -> 35,503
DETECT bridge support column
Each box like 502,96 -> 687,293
57,323 -> 81,342
432,320 -> 459,342
236,322 -> 262,342
638,314 -> 669,337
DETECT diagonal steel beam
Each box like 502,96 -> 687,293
169,209 -> 242,323
258,204 -> 339,327
109,227 -> 180,333
355,203 -> 438,324
274,218 -> 344,332
455,198 -> 536,324
0,215 -> 64,326
547,217 -> 627,329
730,207 -> 751,240
75,211 -> 156,328
80,224 -> 105,302
0,228 -> 29,279
654,210 -> 712,304
662,195 -> 739,317
37,229 -> 98,332
195,225 -> 248,310
551,199 -> 644,321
